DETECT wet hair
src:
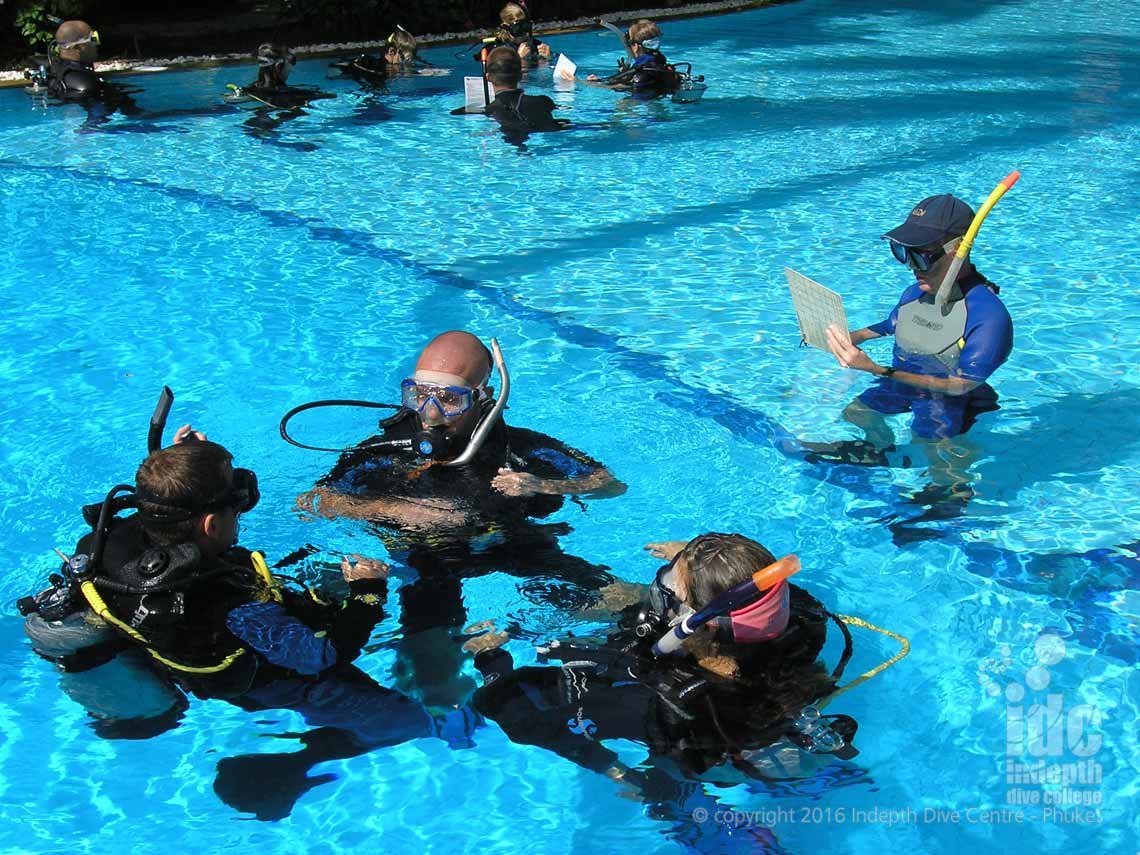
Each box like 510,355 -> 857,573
499,2 -> 529,25
255,42 -> 295,89
486,45 -> 522,88
135,441 -> 233,545
387,28 -> 417,63
680,533 -> 777,611
628,19 -> 661,46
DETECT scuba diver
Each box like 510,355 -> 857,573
224,43 -> 334,151
289,331 -> 625,708
328,26 -> 427,88
489,2 -> 552,63
464,533 -> 897,817
20,388 -> 479,819
585,19 -> 706,103
38,19 -> 103,99
483,46 -> 568,145
21,19 -> 156,129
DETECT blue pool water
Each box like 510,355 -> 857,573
1,0 -> 1137,851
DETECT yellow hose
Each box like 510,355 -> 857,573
816,614 -> 911,710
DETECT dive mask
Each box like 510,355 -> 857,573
889,239 -> 951,272
401,378 -> 481,418
58,30 -> 100,49
640,37 -> 661,51
137,467 -> 260,522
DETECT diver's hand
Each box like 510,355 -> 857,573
826,324 -> 877,374
587,73 -> 599,81
644,540 -> 687,561
172,424 -> 208,444
538,43 -> 552,60
517,42 -> 532,59
340,554 -> 389,582
492,468 -> 547,497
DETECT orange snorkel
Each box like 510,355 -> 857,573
651,555 -> 802,656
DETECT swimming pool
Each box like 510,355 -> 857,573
1,0 -> 1136,850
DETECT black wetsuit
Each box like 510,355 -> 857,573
86,515 -> 388,700
320,409 -> 614,629
485,88 -> 568,144
60,514 -> 457,818
602,50 -> 679,99
236,82 -> 334,151
472,585 -> 845,777
46,57 -> 104,99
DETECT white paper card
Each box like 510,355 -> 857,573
785,267 -> 851,351
463,77 -> 495,112
553,53 -> 577,82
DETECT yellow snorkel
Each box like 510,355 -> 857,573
935,170 -> 1021,306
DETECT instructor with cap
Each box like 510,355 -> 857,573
823,193 -> 1013,449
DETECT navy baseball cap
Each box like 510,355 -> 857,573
882,194 -> 975,247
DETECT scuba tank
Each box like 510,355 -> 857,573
19,387 -> 188,730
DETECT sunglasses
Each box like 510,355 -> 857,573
889,239 -> 955,272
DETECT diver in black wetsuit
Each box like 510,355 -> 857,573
42,20 -> 104,99
21,404 -> 477,820
483,46 -> 568,145
463,533 -> 860,835
329,26 -> 425,88
294,331 -> 624,706
227,43 -> 333,150
586,19 -> 680,100
489,2 -> 552,64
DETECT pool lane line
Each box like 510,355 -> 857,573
0,156 -> 805,458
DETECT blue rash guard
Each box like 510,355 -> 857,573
859,272 -> 1013,439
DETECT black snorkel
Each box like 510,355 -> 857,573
148,385 -> 173,455
278,337 -> 510,465
279,399 -> 407,453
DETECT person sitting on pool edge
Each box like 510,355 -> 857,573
492,2 -> 552,63
586,19 -> 680,99
484,46 -> 568,143
463,532 -> 858,788
43,20 -> 104,99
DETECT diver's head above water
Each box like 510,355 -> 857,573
385,26 -> 418,67
883,194 -> 976,293
626,19 -> 662,57
255,42 -> 297,89
54,20 -> 99,64
648,533 -> 794,672
485,45 -> 522,90
134,439 -> 260,559
402,331 -> 497,460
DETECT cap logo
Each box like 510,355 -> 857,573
911,206 -> 926,217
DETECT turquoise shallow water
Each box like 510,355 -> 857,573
0,0 -> 1137,851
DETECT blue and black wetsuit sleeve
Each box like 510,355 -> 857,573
957,288 -> 1013,382
225,577 -> 387,675
508,427 -> 606,480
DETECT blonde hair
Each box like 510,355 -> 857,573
500,3 -> 528,24
387,28 -> 417,62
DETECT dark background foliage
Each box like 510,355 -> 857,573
1,0 -> 696,69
